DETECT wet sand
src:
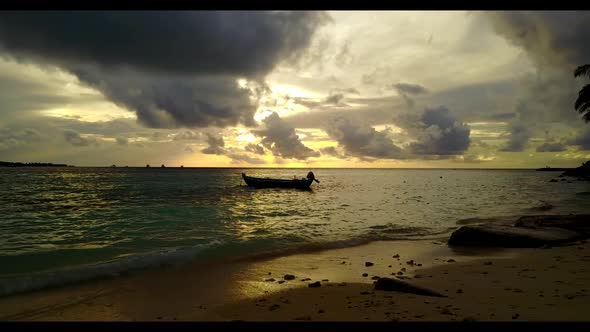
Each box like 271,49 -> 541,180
0,239 -> 589,321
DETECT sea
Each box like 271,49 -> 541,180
0,167 -> 589,296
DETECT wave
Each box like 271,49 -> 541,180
230,230 -> 454,264
0,226 -> 451,297
0,240 -> 224,298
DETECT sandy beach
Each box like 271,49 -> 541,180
0,238 -> 589,321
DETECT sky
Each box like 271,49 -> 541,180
0,11 -> 590,168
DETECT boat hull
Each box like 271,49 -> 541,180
242,173 -> 313,189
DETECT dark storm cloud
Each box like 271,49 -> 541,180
245,143 -> 266,155
390,83 -> 428,110
0,11 -> 329,129
319,146 -> 347,159
69,67 -> 259,129
568,129 -> 590,150
0,11 -> 330,78
0,127 -> 41,149
325,117 -> 404,160
63,129 -> 97,147
499,122 -> 530,152
485,11 -> 590,68
252,112 -> 320,160
536,142 -> 566,152
404,106 -> 471,156
392,83 -> 428,95
201,133 -> 225,155
484,12 -> 590,148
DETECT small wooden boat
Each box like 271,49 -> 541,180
242,172 -> 319,189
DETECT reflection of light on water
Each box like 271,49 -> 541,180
3,168 -> 590,279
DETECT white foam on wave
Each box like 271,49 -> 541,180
0,239 -> 224,297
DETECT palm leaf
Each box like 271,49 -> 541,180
575,84 -> 590,123
574,64 -> 590,78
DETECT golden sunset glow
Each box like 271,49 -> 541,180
0,11 -> 588,168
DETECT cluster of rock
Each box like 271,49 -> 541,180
448,215 -> 590,247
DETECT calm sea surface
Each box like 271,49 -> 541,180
0,167 -> 589,295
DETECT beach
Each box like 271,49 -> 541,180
1,238 -> 589,321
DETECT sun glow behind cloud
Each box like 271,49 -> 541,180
1,11 -> 589,167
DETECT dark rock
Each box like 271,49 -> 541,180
447,259 -> 456,263
374,277 -> 447,297
371,276 -> 381,280
265,278 -> 275,282
388,265 -> 392,268
448,222 -> 584,247
322,279 -> 329,282
277,280 -> 285,284
318,309 -> 325,314
362,273 -> 369,277
365,261 -> 374,267
417,263 -> 422,266
406,260 -> 415,265
284,274 -> 296,280
393,254 -> 400,258
308,281 -> 321,288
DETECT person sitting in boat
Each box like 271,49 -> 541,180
307,171 -> 320,183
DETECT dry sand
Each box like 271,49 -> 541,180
0,239 -> 589,321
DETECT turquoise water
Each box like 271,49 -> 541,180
0,167 -> 589,295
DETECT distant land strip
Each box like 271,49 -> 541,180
535,167 -> 573,171
0,161 -> 71,167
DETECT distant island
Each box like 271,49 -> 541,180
0,161 -> 71,167
535,166 -> 573,171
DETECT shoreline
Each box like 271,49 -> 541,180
1,238 -> 588,321
0,232 -> 456,299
